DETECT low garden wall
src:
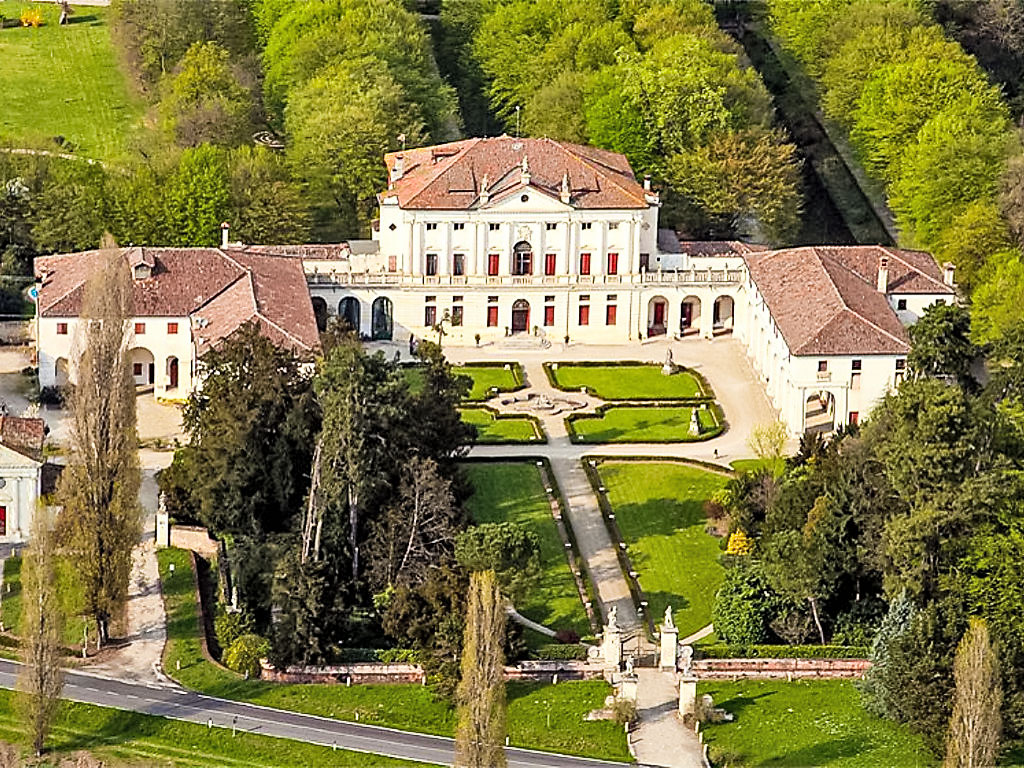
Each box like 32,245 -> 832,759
260,659 -> 604,685
169,525 -> 219,557
692,657 -> 871,680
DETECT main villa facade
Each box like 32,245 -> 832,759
35,136 -> 956,434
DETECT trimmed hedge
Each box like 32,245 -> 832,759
698,644 -> 869,660
461,404 -> 547,445
543,360 -> 716,402
530,644 -> 590,661
565,403 -> 724,444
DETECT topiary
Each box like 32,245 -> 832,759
223,633 -> 270,678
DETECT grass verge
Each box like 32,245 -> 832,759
461,406 -> 545,444
568,405 -> 721,443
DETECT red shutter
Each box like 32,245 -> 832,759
580,253 -> 591,275
608,252 -> 618,275
544,306 -> 555,326
487,306 -> 498,327
488,254 -> 499,275
579,305 -> 590,326
606,305 -> 617,325
545,253 -> 556,275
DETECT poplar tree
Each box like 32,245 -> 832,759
454,570 -> 507,768
16,506 -> 65,757
945,618 -> 1002,768
59,247 -> 141,646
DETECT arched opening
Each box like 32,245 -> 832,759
311,297 -> 328,332
681,296 -> 701,336
166,356 -> 179,390
54,357 -> 69,387
512,241 -> 533,276
713,296 -> 734,334
511,299 -> 530,334
647,296 -> 668,337
338,297 -> 361,333
128,347 -> 155,388
371,296 -> 394,340
805,391 -> 836,435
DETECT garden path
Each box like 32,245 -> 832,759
633,668 -> 705,768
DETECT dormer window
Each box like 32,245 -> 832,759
133,263 -> 152,280
129,248 -> 155,280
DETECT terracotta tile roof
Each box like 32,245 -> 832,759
676,240 -> 770,256
382,136 -> 650,210
743,246 -> 952,356
0,416 -> 44,463
35,248 -> 320,357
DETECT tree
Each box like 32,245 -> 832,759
455,522 -> 541,604
454,570 -> 507,768
227,146 -> 312,244
162,144 -> 231,246
522,71 -> 590,144
16,506 -> 64,757
713,560 -> 776,645
945,618 -> 1002,768
30,160 -> 109,254
908,303 -> 980,391
860,591 -> 916,717
58,249 -> 141,646
746,421 -> 789,468
971,250 -> 1024,344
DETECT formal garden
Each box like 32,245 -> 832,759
545,362 -> 708,400
567,404 -> 722,443
459,406 -> 544,444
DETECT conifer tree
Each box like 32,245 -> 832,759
945,618 -> 1002,768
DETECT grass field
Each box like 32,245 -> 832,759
461,406 -> 543,443
548,363 -> 704,399
158,547 -> 626,761
569,405 -> 719,443
0,1 -> 145,160
0,688 -> 426,767
699,680 -> 935,767
598,462 -> 730,635
2,556 -> 90,647
464,462 -> 591,639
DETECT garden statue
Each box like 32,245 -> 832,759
664,605 -> 675,629
689,408 -> 701,436
662,348 -> 675,375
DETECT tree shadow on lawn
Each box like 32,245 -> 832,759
756,736 -> 873,767
642,589 -> 691,619
611,495 -> 708,540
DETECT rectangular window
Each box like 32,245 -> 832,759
607,252 -> 618,275
848,411 -> 860,426
56,323 -> 68,335
453,295 -> 463,302
851,372 -> 862,390
546,222 -> 557,231
640,253 -> 650,271
579,253 -> 591,275
852,359 -> 862,371
487,306 -> 499,327
896,359 -> 906,370
424,306 -> 436,326
606,304 -> 617,325
134,322 -> 146,335
544,253 -> 556,276
545,295 -> 555,302
133,363 -> 143,376
817,360 -> 828,373
487,253 -> 499,276
581,222 -> 592,230
452,306 -> 463,326
897,298 -> 907,311
578,304 -> 590,326
167,322 -> 179,335
488,296 -> 498,303
453,253 -> 465,276
453,223 -> 465,231
425,223 -> 438,231
425,295 -> 436,302
425,253 -> 438,276
544,305 -> 555,326
489,223 -> 500,231
513,249 -> 532,276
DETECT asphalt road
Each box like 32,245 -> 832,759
0,659 -> 632,768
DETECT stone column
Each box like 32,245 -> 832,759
602,607 -> 623,669
660,616 -> 679,671
678,676 -> 698,718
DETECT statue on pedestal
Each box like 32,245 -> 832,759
661,349 -> 676,376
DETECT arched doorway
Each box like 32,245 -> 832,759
128,347 -> 155,388
372,296 -> 393,340
311,297 -> 328,332
647,296 -> 668,337
166,356 -> 179,389
681,296 -> 701,335
805,391 -> 836,435
339,297 -> 361,333
511,299 -> 530,333
512,241 -> 533,276
713,296 -> 734,333
54,357 -> 69,387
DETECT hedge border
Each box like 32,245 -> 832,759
565,402 -> 725,444
543,360 -> 715,401
458,361 -> 527,401
461,404 -> 548,445
697,644 -> 869,660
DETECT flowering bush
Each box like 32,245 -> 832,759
20,8 -> 44,27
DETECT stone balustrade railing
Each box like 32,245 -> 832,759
305,269 -> 745,288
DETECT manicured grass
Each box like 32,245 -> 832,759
548,363 -> 705,399
731,457 -> 786,476
2,555 -> 90,647
0,1 -> 145,160
464,463 -> 590,639
0,688 -> 426,767
158,547 -> 626,761
569,405 -> 720,443
598,462 -> 729,635
461,406 -> 543,443
699,680 -> 935,767
458,364 -> 522,401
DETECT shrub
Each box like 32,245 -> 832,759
20,8 -> 43,27
223,633 -> 270,678
612,698 -> 637,725
530,644 -> 589,661
699,644 -> 869,659
712,561 -> 776,644
554,628 -> 580,644
214,608 -> 254,655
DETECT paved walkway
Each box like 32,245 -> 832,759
634,668 -> 704,768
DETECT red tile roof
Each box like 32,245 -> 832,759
35,248 -> 320,356
0,416 -> 44,463
744,246 -> 954,356
383,136 -> 650,210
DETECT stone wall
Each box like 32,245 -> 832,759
0,321 -> 31,345
169,525 -> 219,557
259,659 -> 605,685
692,657 -> 871,680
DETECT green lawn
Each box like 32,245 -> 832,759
404,363 -> 521,401
461,406 -> 543,443
0,688 -> 426,767
548,363 -> 705,399
731,457 -> 786,475
699,680 -> 935,767
598,462 -> 730,635
569,405 -> 720,443
158,547 -> 627,761
0,1 -> 145,160
2,555 -> 90,647
464,463 -> 590,639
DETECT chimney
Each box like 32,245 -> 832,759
220,222 -> 230,249
560,172 -> 571,205
877,256 -> 889,293
943,261 -> 956,287
643,174 -> 652,191
390,154 -> 405,184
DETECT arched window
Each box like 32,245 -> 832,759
512,241 -> 532,276
339,297 -> 361,333
311,297 -> 328,332
371,297 -> 394,340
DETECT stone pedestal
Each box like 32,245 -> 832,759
602,624 -> 622,669
660,623 -> 679,670
618,673 -> 638,703
155,510 -> 170,549
678,675 -> 698,718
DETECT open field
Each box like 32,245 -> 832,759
0,1 -> 145,160
568,405 -> 720,443
597,461 -> 729,635
547,363 -> 705,400
461,406 -> 544,443
158,547 -> 626,761
699,680 -> 935,767
464,462 -> 590,639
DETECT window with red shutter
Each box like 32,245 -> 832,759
487,254 -> 499,276
606,304 -> 617,325
579,305 -> 590,325
579,253 -> 591,275
487,306 -> 498,326
607,252 -> 618,275
544,306 -> 555,326
545,253 -> 556,275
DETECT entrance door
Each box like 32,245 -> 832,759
148,363 -> 155,385
653,301 -> 666,327
511,299 -> 530,333
168,358 -> 179,388
682,302 -> 693,329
